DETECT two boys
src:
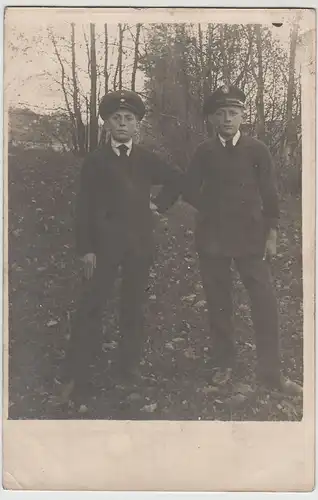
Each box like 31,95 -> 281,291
59,86 -> 302,411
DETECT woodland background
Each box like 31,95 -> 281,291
8,21 -> 303,420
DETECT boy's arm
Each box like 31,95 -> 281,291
182,147 -> 204,210
150,153 -> 183,213
75,158 -> 96,256
256,142 -> 280,234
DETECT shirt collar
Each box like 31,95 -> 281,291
111,137 -> 133,156
218,130 -> 241,147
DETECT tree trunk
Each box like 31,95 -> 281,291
114,24 -> 124,90
197,24 -> 205,94
48,28 -> 77,153
283,21 -> 299,162
118,24 -> 123,90
104,24 -> 109,94
98,23 -> 109,146
131,24 -> 141,91
89,23 -> 98,152
254,25 -> 266,142
219,24 -> 231,85
206,24 -> 213,93
71,23 -> 85,155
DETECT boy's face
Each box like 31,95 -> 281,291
106,108 -> 138,142
208,106 -> 244,138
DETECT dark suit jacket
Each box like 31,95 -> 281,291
75,141 -> 182,259
183,134 -> 279,257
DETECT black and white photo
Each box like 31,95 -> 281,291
3,6 -> 315,493
7,10 -> 305,421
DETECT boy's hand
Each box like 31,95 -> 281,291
263,228 -> 277,260
150,201 -> 160,215
81,253 -> 96,279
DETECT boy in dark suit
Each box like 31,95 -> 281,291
183,85 -> 302,395
58,90 -> 182,411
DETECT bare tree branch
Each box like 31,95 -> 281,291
131,24 -> 141,91
104,23 -> 109,94
47,27 -> 77,151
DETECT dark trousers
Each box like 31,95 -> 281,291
199,253 -> 281,383
63,249 -> 152,391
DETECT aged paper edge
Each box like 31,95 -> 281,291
2,7 -> 316,492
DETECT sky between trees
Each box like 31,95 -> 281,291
5,9 -> 299,114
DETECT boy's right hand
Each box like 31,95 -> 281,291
81,253 -> 96,279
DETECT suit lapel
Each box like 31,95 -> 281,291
104,140 -> 117,160
129,143 -> 143,171
99,141 -> 146,184
102,140 -> 139,196
125,143 -> 146,179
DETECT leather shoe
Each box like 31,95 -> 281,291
262,375 -> 303,396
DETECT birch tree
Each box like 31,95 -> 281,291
89,23 -> 98,152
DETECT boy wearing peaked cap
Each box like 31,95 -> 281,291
58,90 -> 183,412
183,84 -> 302,396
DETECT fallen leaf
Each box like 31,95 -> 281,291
281,400 -> 298,417
12,229 -> 23,237
184,347 -> 198,359
201,385 -> 220,395
47,320 -> 58,327
172,337 -> 186,343
225,393 -> 248,406
245,342 -> 256,350
141,402 -> 158,413
78,404 -> 89,414
184,257 -> 195,264
234,382 -> 254,395
211,368 -> 232,386
181,321 -> 191,332
182,294 -> 196,303
194,300 -> 206,309
102,341 -> 118,351
238,304 -> 249,311
165,342 -> 174,350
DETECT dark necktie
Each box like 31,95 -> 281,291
118,144 -> 128,157
225,139 -> 233,150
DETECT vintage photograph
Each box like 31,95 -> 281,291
6,9 -> 304,422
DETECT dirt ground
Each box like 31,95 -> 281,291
8,146 -> 303,421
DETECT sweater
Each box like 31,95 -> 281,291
183,134 -> 279,257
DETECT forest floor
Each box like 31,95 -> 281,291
8,146 -> 303,421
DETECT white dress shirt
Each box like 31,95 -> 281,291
111,137 -> 133,156
218,130 -> 241,147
